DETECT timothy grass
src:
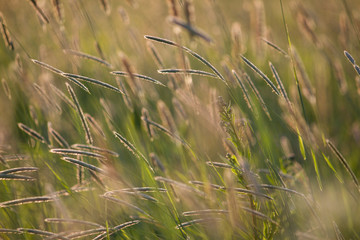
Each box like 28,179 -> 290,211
0,0 -> 360,239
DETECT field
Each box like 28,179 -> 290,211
0,0 -> 360,239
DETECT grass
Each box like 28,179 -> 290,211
0,0 -> 360,239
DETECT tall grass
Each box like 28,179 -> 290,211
0,0 -> 360,239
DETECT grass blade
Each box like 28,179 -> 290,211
240,55 -> 280,95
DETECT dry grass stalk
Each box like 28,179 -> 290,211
84,113 -> 106,139
231,22 -> 245,57
63,73 -> 124,94
63,228 -> 106,239
120,53 -> 143,96
157,100 -> 177,134
0,196 -> 54,208
142,117 -> 189,148
48,122 -> 70,148
339,12 -> 349,49
50,84 -> 76,109
176,218 -> 222,229
33,83 -> 62,113
113,131 -> 154,172
50,148 -> 105,160
92,221 -> 140,240
0,167 -> 38,175
18,228 -> 70,240
206,161 -> 232,169
291,47 -> 316,104
62,157 -> 106,174
149,152 -> 165,173
71,144 -> 118,157
95,41 -> 106,60
332,221 -> 345,240
115,78 -> 134,112
2,78 -> 11,100
18,123 -> 46,144
145,35 -> 225,84
155,176 -> 205,196
0,12 -> 14,50
332,60 -> 348,94
98,0 -> 110,14
52,0 -> 64,23
64,49 -> 111,67
168,16 -> 213,43
0,174 -> 35,181
141,108 -> 156,140
254,0 -> 266,56
269,62 -> 290,103
45,218 -> 104,228
232,70 -> 253,111
261,38 -> 288,56
158,69 -> 217,78
32,59 -> 89,93
294,2 -> 319,46
241,55 -> 280,95
172,97 -> 188,123
26,0 -> 50,24
111,71 -> 165,87
0,229 -> 20,234
184,0 -> 195,26
101,195 -> 150,216
66,83 -> 93,144
243,72 -> 271,119
326,139 -> 359,188
118,6 -> 130,25
166,0 -> 178,17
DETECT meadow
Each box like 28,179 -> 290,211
0,0 -> 360,239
